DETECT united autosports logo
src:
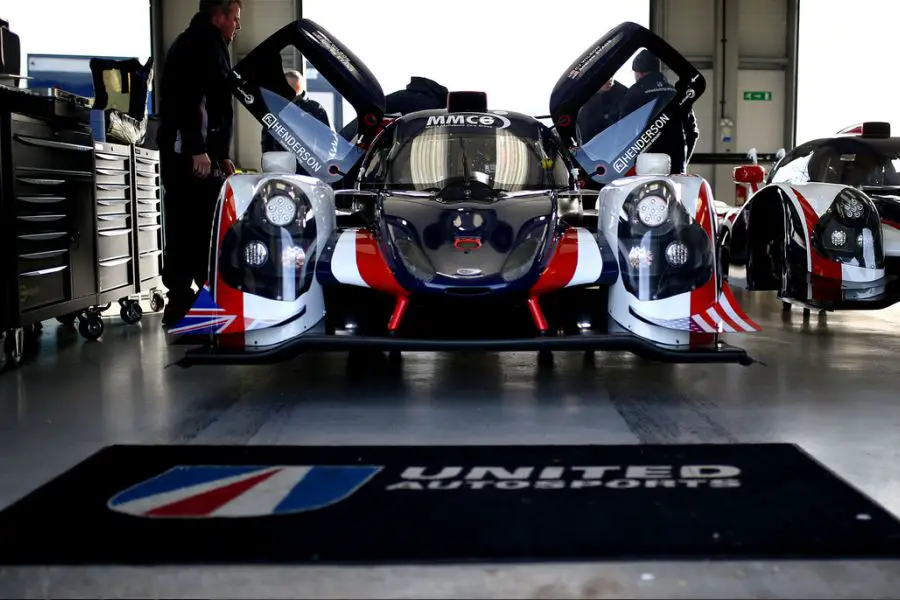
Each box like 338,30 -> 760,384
107,463 -> 742,519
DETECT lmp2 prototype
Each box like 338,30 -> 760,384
170,20 -> 761,366
720,122 -> 900,312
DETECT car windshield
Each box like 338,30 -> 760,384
810,144 -> 900,188
360,123 -> 571,194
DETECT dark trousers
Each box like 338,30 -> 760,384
160,152 -> 224,306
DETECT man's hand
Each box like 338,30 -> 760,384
192,153 -> 212,178
222,159 -> 236,176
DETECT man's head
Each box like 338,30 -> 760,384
199,0 -> 242,44
285,69 -> 305,98
632,49 -> 661,80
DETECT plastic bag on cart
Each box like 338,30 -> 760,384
89,56 -> 154,145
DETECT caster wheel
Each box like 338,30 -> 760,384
120,302 -> 143,325
782,301 -> 791,312
56,314 -> 78,326
388,349 -> 402,363
150,293 -> 166,313
78,313 -> 104,341
3,328 -> 25,370
803,308 -> 811,318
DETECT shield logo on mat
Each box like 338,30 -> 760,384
107,465 -> 382,518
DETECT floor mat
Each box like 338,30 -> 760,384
1,443 -> 899,565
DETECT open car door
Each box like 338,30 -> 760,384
550,21 -> 705,186
228,19 -> 386,184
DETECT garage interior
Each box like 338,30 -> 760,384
2,0 -> 900,598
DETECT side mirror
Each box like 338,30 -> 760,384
775,148 -> 786,161
746,147 -> 758,165
261,151 -> 296,174
734,164 -> 766,185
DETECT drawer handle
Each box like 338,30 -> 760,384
19,195 -> 66,204
96,168 -> 129,176
99,228 -> 131,237
15,134 -> 93,152
97,200 -> 129,206
95,152 -> 127,161
20,249 -> 68,260
96,184 -> 129,191
138,211 -> 161,217
139,224 -> 162,232
137,198 -> 160,205
17,177 -> 65,186
18,214 -> 65,222
136,172 -> 157,179
135,157 -> 158,165
99,257 -> 132,267
19,232 -> 67,241
137,185 -> 158,191
98,215 -> 128,221
21,265 -> 68,277
140,249 -> 163,258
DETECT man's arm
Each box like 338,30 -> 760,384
683,108 -> 700,158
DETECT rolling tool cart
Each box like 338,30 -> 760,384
92,140 -> 145,325
0,86 -> 103,371
132,146 -> 166,314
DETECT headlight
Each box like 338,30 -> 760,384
837,192 -> 865,220
665,241 -> 689,266
265,194 -> 297,226
637,195 -> 668,227
831,229 -> 848,247
244,241 -> 268,267
501,237 -> 543,282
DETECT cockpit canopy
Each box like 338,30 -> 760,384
358,111 -> 572,196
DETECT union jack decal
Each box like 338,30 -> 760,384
168,285 -> 238,335
635,284 -> 761,334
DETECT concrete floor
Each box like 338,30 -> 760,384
1,289 -> 900,598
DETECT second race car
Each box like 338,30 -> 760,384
170,19 -> 761,366
720,122 -> 900,311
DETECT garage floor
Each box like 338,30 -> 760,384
1,289 -> 899,598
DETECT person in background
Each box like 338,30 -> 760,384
617,49 -> 699,173
156,0 -> 242,327
576,77 -> 628,143
339,76 -> 449,141
260,69 -> 331,177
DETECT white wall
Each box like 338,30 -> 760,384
796,0 -> 900,144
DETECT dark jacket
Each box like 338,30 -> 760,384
577,80 -> 628,142
339,76 -> 449,140
261,94 -> 331,175
156,12 -> 234,161
617,71 -> 699,173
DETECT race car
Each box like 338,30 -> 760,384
719,122 -> 900,312
170,19 -> 761,366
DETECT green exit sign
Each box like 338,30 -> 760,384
743,91 -> 772,101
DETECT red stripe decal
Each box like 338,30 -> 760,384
720,283 -> 761,331
145,468 -> 282,517
713,304 -> 742,333
214,183 -> 246,347
791,187 -> 842,280
690,181 -> 717,346
882,218 -> 900,231
530,228 -> 580,296
355,230 -> 408,297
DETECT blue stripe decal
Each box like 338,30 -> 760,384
596,230 -> 620,285
273,466 -> 381,513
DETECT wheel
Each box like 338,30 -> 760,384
150,292 -> 166,313
3,328 -> 25,370
120,302 -> 143,325
78,313 -> 104,341
56,314 -> 77,326
538,349 -> 554,368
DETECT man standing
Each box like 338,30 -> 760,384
338,76 -> 449,141
260,69 -> 331,176
156,0 -> 242,326
576,77 -> 628,143
617,50 -> 699,174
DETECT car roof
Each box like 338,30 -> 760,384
803,135 -> 900,154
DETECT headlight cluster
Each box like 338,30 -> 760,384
617,180 -> 714,301
815,188 -> 883,270
217,177 -> 318,303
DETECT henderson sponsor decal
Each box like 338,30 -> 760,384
383,463 -> 742,491
613,113 -> 671,173
262,113 -> 323,173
